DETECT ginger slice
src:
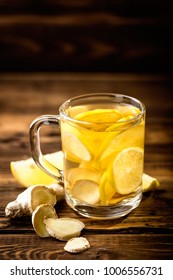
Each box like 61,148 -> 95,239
5,185 -> 56,218
30,185 -> 57,211
44,217 -> 85,241
64,237 -> 90,253
67,167 -> 101,185
32,204 -> 58,238
71,180 -> 100,205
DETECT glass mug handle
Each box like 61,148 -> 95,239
29,115 -> 63,183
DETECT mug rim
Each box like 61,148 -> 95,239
59,93 -> 146,125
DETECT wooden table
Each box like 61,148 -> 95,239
0,73 -> 173,260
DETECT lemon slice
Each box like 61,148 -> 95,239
142,173 -> 160,192
108,194 -> 128,205
98,123 -> 145,170
66,105 -> 89,118
112,147 -> 144,195
99,171 -> 116,205
71,180 -> 100,205
106,115 -> 134,132
75,109 -> 122,123
79,160 -> 98,170
117,106 -> 140,117
10,151 -> 63,187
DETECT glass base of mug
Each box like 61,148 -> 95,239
65,188 -> 142,220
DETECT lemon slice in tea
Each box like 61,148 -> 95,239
117,105 -> 140,117
98,123 -> 144,170
75,108 -> 122,123
99,171 -> 116,205
112,147 -> 144,195
106,115 -> 134,132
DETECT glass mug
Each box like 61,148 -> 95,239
29,93 -> 145,219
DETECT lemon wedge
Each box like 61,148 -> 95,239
142,173 -> 160,192
112,147 -> 144,195
10,151 -> 63,187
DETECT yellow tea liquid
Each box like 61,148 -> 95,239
61,104 -> 145,208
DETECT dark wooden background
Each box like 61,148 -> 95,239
0,0 -> 173,72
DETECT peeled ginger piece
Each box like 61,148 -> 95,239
32,204 -> 58,238
64,237 -> 90,253
71,180 -> 100,205
44,217 -> 85,241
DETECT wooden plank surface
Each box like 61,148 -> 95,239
0,1 -> 172,72
0,73 -> 173,260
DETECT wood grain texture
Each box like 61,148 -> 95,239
0,73 -> 173,260
0,234 -> 173,260
0,1 -> 172,72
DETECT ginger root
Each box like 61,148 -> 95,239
44,217 -> 85,241
5,180 -> 90,253
32,204 -> 58,237
5,185 -> 57,218
47,183 -> 64,202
